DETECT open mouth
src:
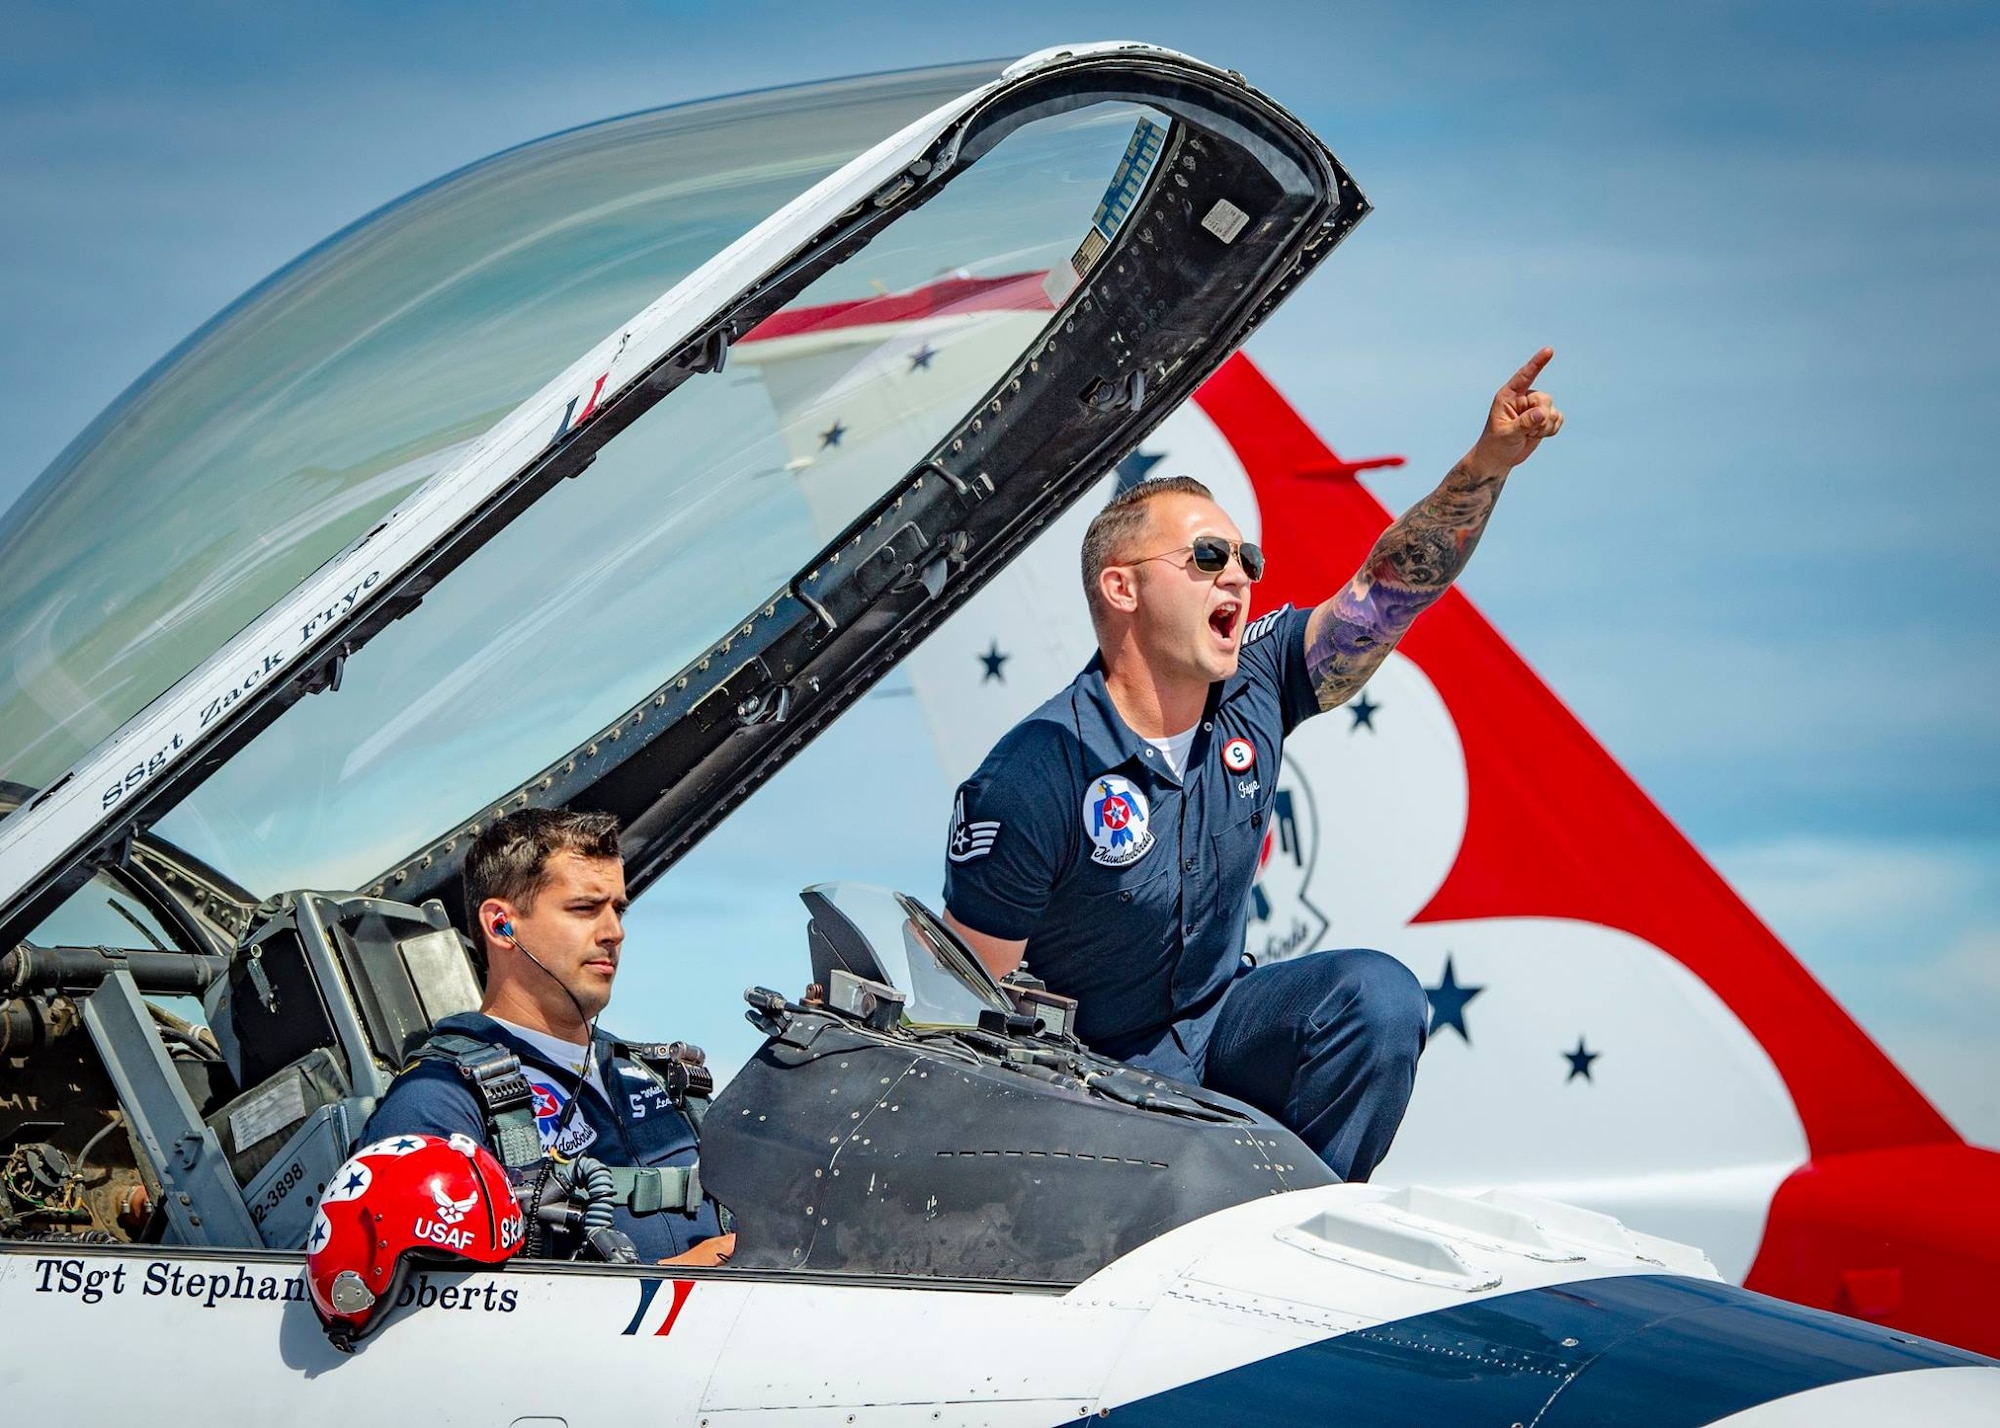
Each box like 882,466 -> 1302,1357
1208,600 -> 1241,644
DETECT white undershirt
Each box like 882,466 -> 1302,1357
492,1015 -> 608,1100
1143,724 -> 1200,779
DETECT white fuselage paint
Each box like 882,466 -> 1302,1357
0,1184 -> 1684,1423
7,1185 -> 1989,1424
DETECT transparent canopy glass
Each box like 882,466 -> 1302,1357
811,883 -> 1013,1030
31,868 -> 177,953
149,99 -> 1164,896
0,64 -> 996,792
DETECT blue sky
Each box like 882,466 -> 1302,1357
3,1 -> 1995,1140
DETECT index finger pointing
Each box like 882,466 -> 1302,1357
1505,346 -> 1555,393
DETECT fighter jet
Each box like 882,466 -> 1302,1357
723,171 -> 2000,1354
1,42 -> 1995,1424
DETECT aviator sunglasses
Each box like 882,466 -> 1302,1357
1131,534 -> 1265,582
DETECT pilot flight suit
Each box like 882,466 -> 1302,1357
943,604 -> 1429,1181
365,1012 -> 723,1260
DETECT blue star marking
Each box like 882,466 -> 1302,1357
818,420 -> 846,450
1565,1037 -> 1600,1083
341,1169 -> 367,1194
1113,448 -> 1166,496
1424,955 -> 1484,1043
978,640 -> 1009,684
391,1136 -> 420,1152
907,342 -> 936,372
1349,692 -> 1381,731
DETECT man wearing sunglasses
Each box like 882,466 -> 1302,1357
942,349 -> 1563,1182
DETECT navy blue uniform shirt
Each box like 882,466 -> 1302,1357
944,603 -> 1320,1053
365,1011 -> 721,1261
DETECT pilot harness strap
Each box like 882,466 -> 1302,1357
410,1033 -> 705,1215
611,1162 -> 701,1214
422,1035 -> 545,1171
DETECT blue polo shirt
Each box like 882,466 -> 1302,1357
944,604 -> 1320,1053
365,1012 -> 722,1261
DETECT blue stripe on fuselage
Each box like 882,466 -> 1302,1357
1100,1275 -> 1991,1427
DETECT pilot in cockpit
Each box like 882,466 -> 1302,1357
364,808 -> 732,1265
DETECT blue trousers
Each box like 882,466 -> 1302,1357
1104,949 -> 1429,1182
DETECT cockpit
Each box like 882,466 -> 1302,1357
0,46 -> 1362,1284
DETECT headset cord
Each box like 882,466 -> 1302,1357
505,928 -> 602,1258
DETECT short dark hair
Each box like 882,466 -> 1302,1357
463,807 -> 623,935
1079,475 -> 1215,618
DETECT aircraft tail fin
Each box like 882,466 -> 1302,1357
738,285 -> 1996,1350
1193,351 -> 1958,1162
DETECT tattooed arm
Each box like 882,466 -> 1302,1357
1305,348 -> 1564,711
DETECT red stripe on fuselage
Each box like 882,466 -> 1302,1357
653,1278 -> 695,1337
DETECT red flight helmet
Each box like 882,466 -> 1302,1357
306,1131 -> 524,1350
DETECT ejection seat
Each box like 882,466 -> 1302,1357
190,893 -> 482,1249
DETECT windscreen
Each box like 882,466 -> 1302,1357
0,64 -> 996,795
149,101 -> 1170,897
817,882 -> 1012,1029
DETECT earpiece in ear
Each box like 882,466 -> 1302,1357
494,919 -> 514,939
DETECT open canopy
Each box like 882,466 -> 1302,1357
0,44 -> 1367,947
0,64 -> 997,795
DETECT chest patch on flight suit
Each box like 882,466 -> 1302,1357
1083,774 -> 1155,867
1220,737 -> 1256,773
525,1071 -> 599,1157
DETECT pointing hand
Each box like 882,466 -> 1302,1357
1468,347 -> 1563,477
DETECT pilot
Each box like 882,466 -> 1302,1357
364,807 -> 732,1264
943,350 -> 1564,1181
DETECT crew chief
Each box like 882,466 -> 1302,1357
943,349 -> 1564,1180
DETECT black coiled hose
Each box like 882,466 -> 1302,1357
567,1157 -> 617,1239
529,1156 -> 636,1263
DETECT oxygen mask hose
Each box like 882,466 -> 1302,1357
533,1155 -> 637,1264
